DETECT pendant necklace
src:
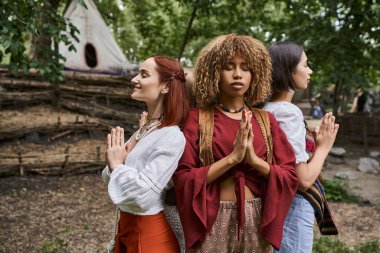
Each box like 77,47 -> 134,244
135,118 -> 163,141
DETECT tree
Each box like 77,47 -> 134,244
0,0 -> 80,82
267,0 -> 380,113
126,0 -> 272,64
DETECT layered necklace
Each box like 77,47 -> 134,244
219,103 -> 245,113
135,117 -> 163,141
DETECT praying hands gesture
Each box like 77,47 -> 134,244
232,110 -> 270,177
230,110 -> 252,164
207,109 -> 270,184
315,112 -> 339,153
106,126 -> 130,171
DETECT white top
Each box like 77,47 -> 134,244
264,101 -> 309,164
102,125 -> 186,215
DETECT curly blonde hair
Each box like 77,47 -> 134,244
193,34 -> 272,107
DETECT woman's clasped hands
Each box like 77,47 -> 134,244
230,110 -> 259,166
315,112 -> 339,153
106,126 -> 130,171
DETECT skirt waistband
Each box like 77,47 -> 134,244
219,198 -> 262,209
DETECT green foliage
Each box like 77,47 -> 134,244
267,0 -> 380,111
313,237 -> 351,253
0,0 -> 80,83
1,0 -> 379,92
313,237 -> 380,253
323,179 -> 360,203
39,226 -> 75,253
356,241 -> 380,253
39,238 -> 66,253
82,223 -> 89,230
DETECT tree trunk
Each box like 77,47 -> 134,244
333,80 -> 343,115
29,0 -> 61,64
178,4 -> 198,60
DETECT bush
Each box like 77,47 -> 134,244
323,179 -> 360,203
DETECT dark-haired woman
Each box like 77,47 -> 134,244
265,42 -> 339,253
102,56 -> 189,253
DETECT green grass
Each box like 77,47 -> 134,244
38,226 -> 75,253
323,179 -> 360,203
313,237 -> 380,253
39,238 -> 66,253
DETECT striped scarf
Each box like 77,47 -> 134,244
297,121 -> 338,235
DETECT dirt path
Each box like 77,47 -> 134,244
1,116 -> 379,252
0,170 -> 379,253
0,174 -> 114,253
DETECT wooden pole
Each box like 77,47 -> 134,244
18,151 -> 24,176
62,147 -> 70,169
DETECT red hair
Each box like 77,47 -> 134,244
153,56 -> 190,127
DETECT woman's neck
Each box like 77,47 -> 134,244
219,96 -> 245,111
270,90 -> 294,103
146,99 -> 164,121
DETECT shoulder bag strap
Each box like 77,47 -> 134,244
251,108 -> 273,164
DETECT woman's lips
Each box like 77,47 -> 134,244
231,82 -> 244,89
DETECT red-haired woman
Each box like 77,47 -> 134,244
102,56 -> 189,253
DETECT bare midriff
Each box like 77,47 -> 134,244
220,177 -> 255,201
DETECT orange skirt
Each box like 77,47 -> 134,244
115,211 -> 180,253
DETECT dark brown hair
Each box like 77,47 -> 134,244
269,42 -> 304,93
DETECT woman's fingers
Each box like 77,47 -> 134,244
139,111 -> 147,128
111,128 -> 116,147
329,115 -> 336,134
333,124 -> 339,137
242,112 -> 251,136
120,127 -> 125,146
125,142 -> 131,153
115,127 -> 121,147
107,133 -> 111,149
318,113 -> 329,134
325,113 -> 331,133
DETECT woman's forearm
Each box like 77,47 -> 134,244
296,148 -> 329,191
247,155 -> 270,178
206,155 -> 239,184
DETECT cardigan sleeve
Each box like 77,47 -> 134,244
173,109 -> 218,249
259,113 -> 298,250
107,128 -> 185,213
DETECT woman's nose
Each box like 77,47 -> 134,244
233,68 -> 242,79
131,75 -> 139,84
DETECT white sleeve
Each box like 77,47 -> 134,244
101,165 -> 111,185
274,110 -> 309,164
107,130 -> 186,212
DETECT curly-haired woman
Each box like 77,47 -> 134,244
172,34 -> 298,253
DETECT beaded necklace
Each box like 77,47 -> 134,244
135,119 -> 163,141
219,103 -> 245,113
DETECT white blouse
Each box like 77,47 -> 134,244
102,125 -> 185,215
264,101 -> 309,164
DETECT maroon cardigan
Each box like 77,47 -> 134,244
173,108 -> 298,250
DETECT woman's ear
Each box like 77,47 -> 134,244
161,83 -> 170,94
